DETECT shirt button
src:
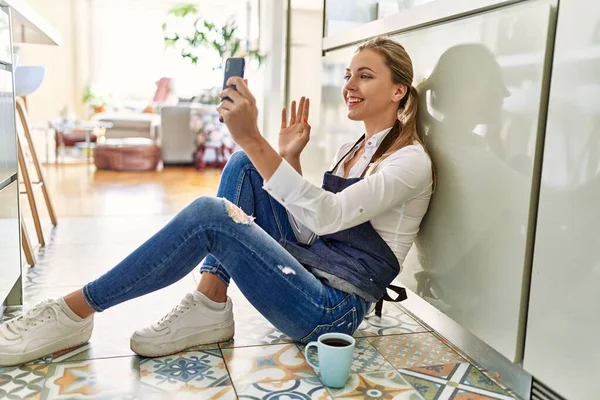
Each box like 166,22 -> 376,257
267,188 -> 272,192
368,142 -> 372,145
281,198 -> 286,203
359,207 -> 364,213
362,156 -> 367,159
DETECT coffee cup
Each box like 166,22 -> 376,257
304,332 -> 355,388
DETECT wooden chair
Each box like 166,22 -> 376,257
16,96 -> 57,262
21,219 -> 36,266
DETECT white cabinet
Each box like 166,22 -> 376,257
0,181 -> 20,302
0,6 -> 20,307
0,67 -> 17,186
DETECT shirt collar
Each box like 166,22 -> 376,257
365,126 -> 393,150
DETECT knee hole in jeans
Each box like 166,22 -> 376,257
224,199 -> 254,224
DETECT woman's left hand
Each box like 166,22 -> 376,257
217,77 -> 261,146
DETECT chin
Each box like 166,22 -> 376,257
346,111 -> 363,121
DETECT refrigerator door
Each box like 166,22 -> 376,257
523,0 -> 600,397
396,2 -> 554,362
318,1 -> 555,362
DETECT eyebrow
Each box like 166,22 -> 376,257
345,67 -> 376,73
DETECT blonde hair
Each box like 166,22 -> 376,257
357,36 -> 436,186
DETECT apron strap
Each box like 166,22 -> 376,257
329,119 -> 400,178
374,284 -> 408,317
328,135 -> 365,174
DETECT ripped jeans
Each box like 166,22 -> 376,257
82,151 -> 368,342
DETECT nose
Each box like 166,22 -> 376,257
343,76 -> 357,93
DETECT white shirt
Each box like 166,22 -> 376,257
263,127 -> 433,266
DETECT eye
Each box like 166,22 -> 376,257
343,75 -> 351,81
360,74 -> 371,79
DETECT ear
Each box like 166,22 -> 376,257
392,84 -> 408,103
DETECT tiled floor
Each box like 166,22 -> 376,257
0,216 -> 518,399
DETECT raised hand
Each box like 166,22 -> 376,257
279,97 -> 311,159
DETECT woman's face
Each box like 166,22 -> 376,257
343,49 -> 406,123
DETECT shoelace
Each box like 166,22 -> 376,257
6,300 -> 59,334
155,294 -> 197,327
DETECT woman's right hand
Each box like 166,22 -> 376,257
279,97 -> 311,159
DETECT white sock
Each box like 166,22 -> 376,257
57,297 -> 86,322
192,290 -> 226,311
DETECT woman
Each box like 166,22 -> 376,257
0,36 -> 434,366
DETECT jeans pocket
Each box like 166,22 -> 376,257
299,307 -> 358,343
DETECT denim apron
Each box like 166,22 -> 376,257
279,132 -> 407,316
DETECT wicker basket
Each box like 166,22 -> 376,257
94,138 -> 160,171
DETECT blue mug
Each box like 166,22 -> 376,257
304,333 -> 355,388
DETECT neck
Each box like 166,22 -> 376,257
363,110 -> 398,140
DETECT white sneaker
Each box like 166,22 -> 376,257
0,299 -> 94,366
130,293 -> 234,357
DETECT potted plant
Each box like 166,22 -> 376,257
162,4 -> 264,68
82,85 -> 111,115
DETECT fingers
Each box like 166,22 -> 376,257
290,100 -> 297,125
280,96 -> 311,129
296,97 -> 305,125
302,119 -> 311,135
281,107 -> 287,129
220,88 -> 244,104
226,77 -> 254,102
303,98 -> 310,122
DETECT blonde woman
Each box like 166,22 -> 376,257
0,37 -> 434,366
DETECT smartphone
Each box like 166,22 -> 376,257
220,57 -> 246,122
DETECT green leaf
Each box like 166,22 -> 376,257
163,34 -> 179,47
168,4 -> 198,18
204,21 -> 216,31
230,39 -> 241,57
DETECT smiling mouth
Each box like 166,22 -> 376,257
347,97 -> 364,106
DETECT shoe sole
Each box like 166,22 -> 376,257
130,322 -> 235,358
0,329 -> 93,367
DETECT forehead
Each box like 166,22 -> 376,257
347,49 -> 386,70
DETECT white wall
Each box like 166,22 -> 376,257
16,0 -> 81,124
287,4 -> 325,184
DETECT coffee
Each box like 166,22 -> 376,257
321,338 -> 351,347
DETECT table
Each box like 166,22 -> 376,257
49,119 -> 113,164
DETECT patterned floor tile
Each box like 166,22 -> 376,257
399,363 -> 515,400
42,356 -> 138,399
222,322 -> 296,348
327,370 -> 423,399
236,377 -> 332,399
221,301 -> 295,348
222,343 -> 316,385
356,304 -> 429,337
0,363 -> 50,399
370,333 -> 465,369
139,348 -> 234,397
299,338 -> 395,375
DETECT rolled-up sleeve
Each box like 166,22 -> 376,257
263,145 -> 432,236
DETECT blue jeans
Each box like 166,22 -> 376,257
82,151 -> 368,342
